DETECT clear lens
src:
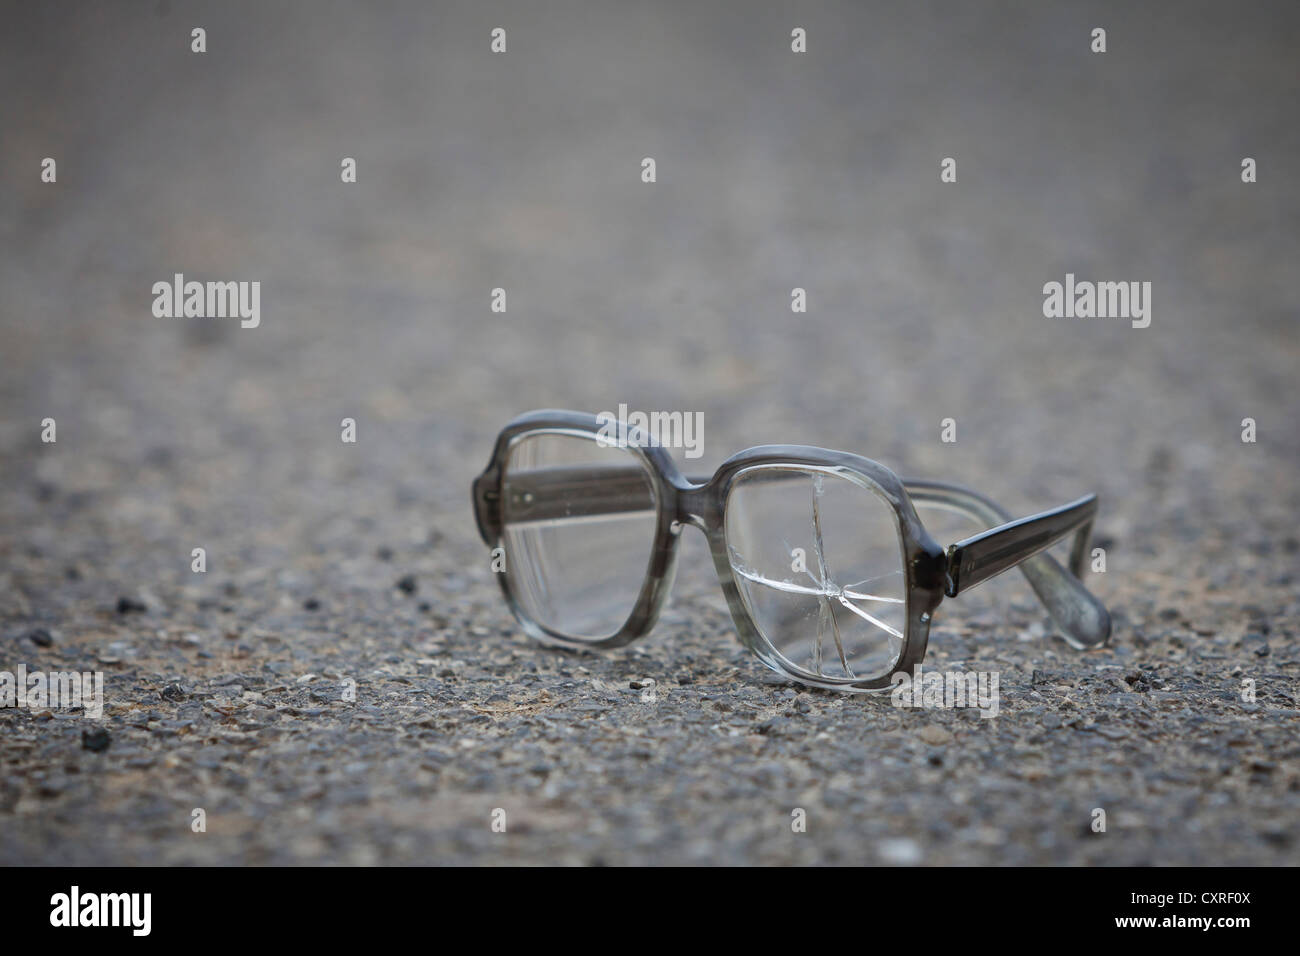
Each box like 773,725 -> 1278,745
724,466 -> 906,681
501,431 -> 658,642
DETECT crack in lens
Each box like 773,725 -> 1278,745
727,471 -> 905,679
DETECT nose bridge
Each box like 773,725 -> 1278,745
671,481 -> 715,532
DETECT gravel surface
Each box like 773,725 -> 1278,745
1,1 -> 1298,865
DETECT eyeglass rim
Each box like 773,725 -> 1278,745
473,409 -> 949,692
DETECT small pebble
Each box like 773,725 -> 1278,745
918,725 -> 953,746
878,838 -> 923,865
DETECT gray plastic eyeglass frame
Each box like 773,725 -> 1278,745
473,409 -> 1111,693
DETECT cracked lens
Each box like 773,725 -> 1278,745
725,467 -> 906,681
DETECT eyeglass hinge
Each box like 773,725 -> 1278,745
473,472 -> 502,544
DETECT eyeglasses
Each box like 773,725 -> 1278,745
472,410 -> 1111,693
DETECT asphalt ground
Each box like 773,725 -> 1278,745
1,1 -> 1297,864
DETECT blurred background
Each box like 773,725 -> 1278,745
1,1 -> 1297,865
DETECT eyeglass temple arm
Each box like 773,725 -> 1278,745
476,466 -> 656,538
944,495 -> 1096,594
902,479 -> 1110,650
